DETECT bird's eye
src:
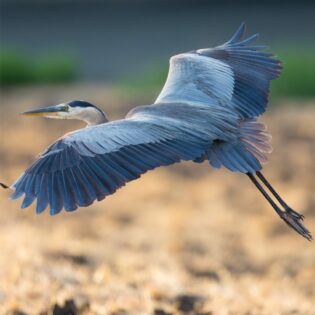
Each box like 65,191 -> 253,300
63,105 -> 70,112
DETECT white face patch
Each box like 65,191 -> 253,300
65,105 -> 106,125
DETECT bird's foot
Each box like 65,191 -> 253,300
285,206 -> 305,221
280,211 -> 312,241
248,172 -> 311,241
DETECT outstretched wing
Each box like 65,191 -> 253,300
156,22 -> 282,119
10,110 -> 219,215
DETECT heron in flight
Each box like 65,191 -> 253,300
2,23 -> 312,240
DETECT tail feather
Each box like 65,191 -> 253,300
208,119 -> 271,173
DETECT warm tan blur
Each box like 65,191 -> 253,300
0,86 -> 314,314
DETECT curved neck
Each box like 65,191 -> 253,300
86,112 -> 108,126
78,108 -> 109,126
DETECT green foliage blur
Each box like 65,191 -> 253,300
271,48 -> 315,98
121,48 -> 315,99
0,49 -> 78,86
1,47 -> 314,100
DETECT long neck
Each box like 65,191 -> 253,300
80,108 -> 109,126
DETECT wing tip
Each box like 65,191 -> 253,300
225,22 -> 262,48
226,21 -> 247,44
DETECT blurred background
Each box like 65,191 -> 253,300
0,1 -> 315,314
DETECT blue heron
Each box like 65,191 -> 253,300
2,23 -> 311,240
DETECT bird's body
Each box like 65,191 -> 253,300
3,23 -> 312,240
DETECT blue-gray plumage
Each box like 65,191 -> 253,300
6,23 -> 312,240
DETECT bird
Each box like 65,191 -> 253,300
1,23 -> 312,240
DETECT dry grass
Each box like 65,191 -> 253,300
0,87 -> 314,315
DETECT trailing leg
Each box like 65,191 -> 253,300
247,173 -> 312,241
256,171 -> 304,220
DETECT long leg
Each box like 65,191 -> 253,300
256,171 -> 304,220
247,173 -> 282,215
247,173 -> 312,241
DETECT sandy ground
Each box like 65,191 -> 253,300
0,87 -> 314,315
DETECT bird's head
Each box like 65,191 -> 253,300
21,100 -> 108,126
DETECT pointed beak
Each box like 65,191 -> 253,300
20,105 -> 67,117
